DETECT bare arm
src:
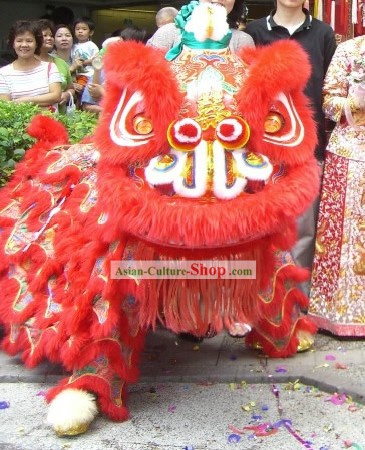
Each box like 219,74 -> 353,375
88,83 -> 104,101
82,102 -> 102,114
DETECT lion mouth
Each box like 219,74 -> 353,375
143,140 -> 272,200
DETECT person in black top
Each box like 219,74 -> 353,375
245,0 -> 337,297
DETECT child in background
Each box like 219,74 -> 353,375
71,17 -> 99,105
81,26 -> 146,114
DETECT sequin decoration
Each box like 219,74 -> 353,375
92,295 -> 110,324
243,152 -> 267,168
79,173 -> 98,213
5,204 -> 35,255
45,276 -> 62,318
154,154 -> 178,171
8,264 -> 33,312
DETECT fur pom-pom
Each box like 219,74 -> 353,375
94,40 -> 183,165
27,114 -> 68,145
185,2 -> 229,42
238,40 -> 311,96
236,40 -> 317,167
47,388 -> 98,436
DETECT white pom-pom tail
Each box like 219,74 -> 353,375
47,388 -> 98,436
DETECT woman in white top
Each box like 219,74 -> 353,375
0,20 -> 61,110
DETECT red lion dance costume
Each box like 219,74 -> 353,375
0,2 -> 319,436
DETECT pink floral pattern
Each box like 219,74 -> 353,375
309,37 -> 365,335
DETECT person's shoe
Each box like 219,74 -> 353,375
228,322 -> 252,338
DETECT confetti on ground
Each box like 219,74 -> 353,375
325,354 -> 336,361
314,363 -> 330,370
324,393 -> 347,405
241,401 -> 256,411
244,422 -> 278,437
251,414 -> 262,421
348,403 -> 362,412
284,379 -> 303,391
335,362 -> 348,369
228,424 -> 245,435
275,365 -> 287,373
274,419 -> 315,449
0,401 -> 10,409
227,433 -> 241,443
349,444 -> 364,450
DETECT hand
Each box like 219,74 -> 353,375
74,82 -> 85,94
59,92 -> 72,105
350,83 -> 365,109
88,83 -> 104,101
71,58 -> 84,72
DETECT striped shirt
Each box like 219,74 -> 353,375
0,61 -> 61,100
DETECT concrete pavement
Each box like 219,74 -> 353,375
0,329 -> 364,449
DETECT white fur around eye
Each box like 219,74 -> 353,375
173,118 -> 202,144
217,118 -> 243,142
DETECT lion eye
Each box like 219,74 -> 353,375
216,116 -> 250,150
133,116 -> 153,135
167,118 -> 202,151
110,90 -> 154,147
264,112 -> 285,134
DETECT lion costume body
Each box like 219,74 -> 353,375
0,4 -> 319,435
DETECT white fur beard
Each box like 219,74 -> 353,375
185,3 -> 229,42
